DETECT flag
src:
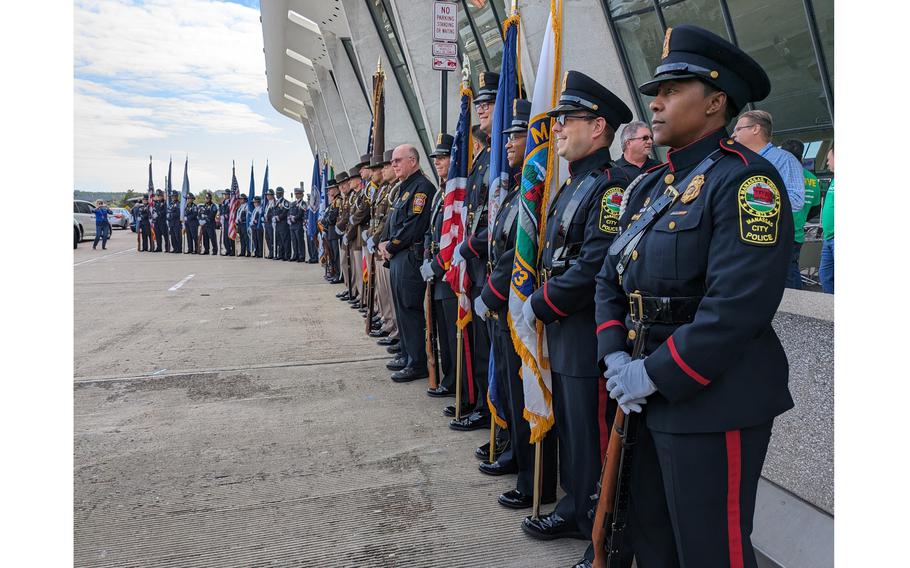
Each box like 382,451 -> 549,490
179,156 -> 190,221
247,161 -> 256,232
308,154 -> 320,240
166,156 -> 173,199
485,8 -> 521,430
440,76 -> 476,403
508,0 -> 563,443
370,59 -> 386,165
147,155 -> 157,241
227,161 -> 241,240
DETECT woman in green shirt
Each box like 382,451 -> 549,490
819,146 -> 834,293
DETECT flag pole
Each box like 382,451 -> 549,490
489,417 -> 496,464
532,439 -> 543,519
454,322 -> 464,422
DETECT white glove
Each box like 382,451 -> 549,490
520,297 -> 537,336
366,237 -> 376,253
603,351 -> 632,373
474,296 -> 489,321
605,359 -> 657,408
419,260 -> 434,282
619,397 -> 647,414
361,230 -> 368,242
342,235 -> 348,246
334,226 -> 344,236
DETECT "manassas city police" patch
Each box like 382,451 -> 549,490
599,186 -> 624,234
737,175 -> 781,246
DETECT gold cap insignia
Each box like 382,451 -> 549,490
561,71 -> 569,92
710,70 -> 719,79
513,99 -> 519,114
662,27 -> 673,59
437,133 -> 443,144
479,74 -> 486,88
592,104 -> 599,110
681,174 -> 705,204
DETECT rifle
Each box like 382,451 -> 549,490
592,307 -> 649,568
424,280 -> 439,389
364,249 -> 376,334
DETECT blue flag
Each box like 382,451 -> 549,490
179,156 -> 190,221
247,161 -> 256,230
307,154 -> 320,240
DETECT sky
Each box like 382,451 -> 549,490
74,0 -> 314,195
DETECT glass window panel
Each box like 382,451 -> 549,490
457,3 -> 487,88
613,8 -> 665,123
609,0 -> 658,19
810,0 -> 833,85
727,0 -> 831,131
659,0 -> 728,39
465,0 -> 503,72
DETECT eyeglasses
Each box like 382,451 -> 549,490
733,123 -> 757,133
555,114 -> 596,126
507,133 -> 527,144
628,135 -> 653,142
474,101 -> 491,111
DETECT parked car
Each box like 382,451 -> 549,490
73,200 -> 96,240
108,207 -> 132,229
74,218 -> 82,249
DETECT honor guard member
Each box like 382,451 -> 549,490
421,133 -> 461,400
274,187 -> 291,260
152,190 -> 167,252
517,70 -> 633,547
263,188 -> 276,259
472,99 -> 559,506
334,172 -> 354,298
289,187 -> 306,261
199,191 -> 219,255
324,178 -> 342,282
167,190 -> 182,253
348,167 -> 370,309
371,150 -> 402,345
218,190 -> 234,256
250,195 -> 264,257
378,144 -> 436,383
183,193 -> 199,254
235,193 -> 250,257
136,195 -> 152,251
592,25 -> 793,568
363,154 -> 387,328
450,71 -> 498,431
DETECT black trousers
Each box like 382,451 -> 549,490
469,287 -> 491,413
185,223 -> 198,253
169,221 -> 182,252
435,295 -> 458,392
307,235 -> 319,261
628,419 -> 773,568
493,318 -> 557,498
276,224 -> 291,260
290,225 -> 305,260
551,371 -> 605,540
390,250 -> 427,371
139,223 -> 151,251
238,226 -> 249,256
264,224 -> 274,258
221,226 -> 235,255
329,238 -> 341,276
202,223 -> 217,254
154,222 -> 166,251
252,227 -> 263,257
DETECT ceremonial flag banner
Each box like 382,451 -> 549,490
308,154 -> 320,241
508,0 -> 563,443
179,157 -> 190,221
247,162 -> 256,232
486,9 -> 521,429
166,157 -> 173,195
228,162 -> 241,240
147,156 -> 157,241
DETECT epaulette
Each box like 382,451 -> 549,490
718,137 -> 750,165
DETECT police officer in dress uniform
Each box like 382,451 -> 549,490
591,25 -> 793,568
199,191 -> 218,255
335,172 -> 354,299
263,188 -> 276,259
473,99 -> 559,506
517,71 -> 633,548
449,71 -> 498,431
363,154 -> 386,328
324,178 -> 342,281
183,192 -> 199,254
289,187 -> 306,261
219,190 -> 235,256
378,144 -> 436,382
348,167 -> 370,310
274,187 -> 291,260
250,195 -> 264,257
136,195 -> 152,251
235,194 -> 250,257
371,150 -> 402,346
152,190 -> 167,252
167,190 -> 182,253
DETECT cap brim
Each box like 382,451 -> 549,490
638,73 -> 701,96
503,124 -> 529,134
429,149 -> 450,157
546,102 -> 588,117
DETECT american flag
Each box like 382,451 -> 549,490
227,161 -> 241,240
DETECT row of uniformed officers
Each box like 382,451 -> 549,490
326,25 -> 796,568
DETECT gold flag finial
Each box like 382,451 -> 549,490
376,56 -> 382,73
461,54 -> 471,85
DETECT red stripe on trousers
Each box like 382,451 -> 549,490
598,377 -> 609,462
726,430 -> 744,568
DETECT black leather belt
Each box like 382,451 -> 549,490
628,292 -> 702,325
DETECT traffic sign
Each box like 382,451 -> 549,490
433,1 -> 458,42
433,56 -> 458,72
432,41 -> 457,57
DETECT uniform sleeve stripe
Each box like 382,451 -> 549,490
487,276 -> 507,301
596,320 -> 624,334
467,237 -> 480,257
668,336 -> 710,385
543,282 -> 568,317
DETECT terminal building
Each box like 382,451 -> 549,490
260,2 -> 834,567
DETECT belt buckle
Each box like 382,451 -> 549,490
628,291 -> 644,323
663,185 -> 679,201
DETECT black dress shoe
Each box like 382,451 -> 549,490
475,437 -> 511,461
386,357 -> 407,371
521,513 -> 584,541
442,404 -> 473,418
497,489 -> 556,510
369,329 -> 389,338
571,559 -> 593,568
391,367 -> 429,383
386,345 -> 401,354
372,316 -> 382,324
449,411 -> 490,431
377,337 -> 398,347
479,460 -> 518,476
337,291 -> 350,300
426,385 -> 454,398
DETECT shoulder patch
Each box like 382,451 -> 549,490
412,193 -> 427,214
738,175 -> 781,246
599,187 -> 624,234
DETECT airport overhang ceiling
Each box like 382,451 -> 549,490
261,0 -> 353,124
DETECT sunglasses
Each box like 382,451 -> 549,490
628,135 -> 654,142
555,113 -> 596,126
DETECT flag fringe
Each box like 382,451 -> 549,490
506,312 -> 554,443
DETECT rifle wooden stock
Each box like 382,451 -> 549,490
591,406 -> 625,568
424,281 -> 438,389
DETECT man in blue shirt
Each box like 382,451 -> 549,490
732,109 -> 804,211
93,200 -> 112,249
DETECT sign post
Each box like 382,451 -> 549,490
433,1 -> 458,136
